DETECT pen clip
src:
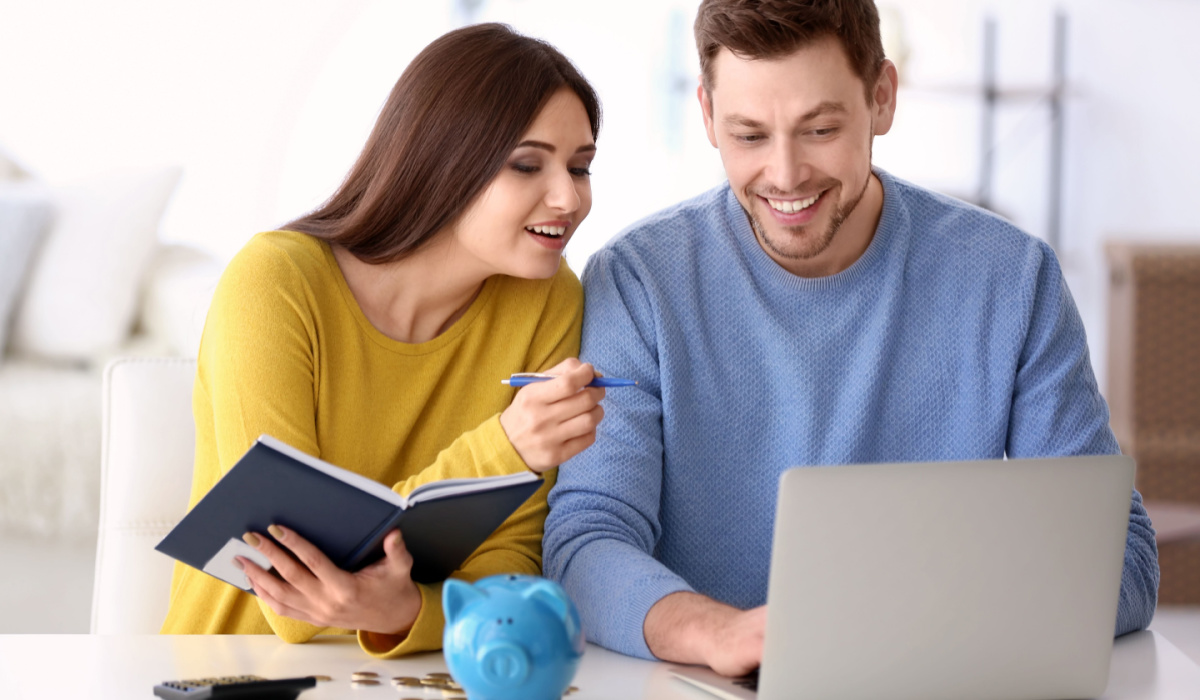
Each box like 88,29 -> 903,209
509,372 -> 553,378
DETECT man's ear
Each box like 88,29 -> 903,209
698,82 -> 719,148
872,59 -> 899,136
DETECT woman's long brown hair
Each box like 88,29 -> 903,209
287,23 -> 602,263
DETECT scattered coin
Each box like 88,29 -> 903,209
350,679 -> 381,687
311,675 -> 332,682
351,671 -> 380,679
425,672 -> 452,679
392,676 -> 423,686
420,678 -> 448,686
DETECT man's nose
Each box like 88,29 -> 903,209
766,139 -> 811,193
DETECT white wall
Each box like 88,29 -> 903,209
2,0 -> 1197,386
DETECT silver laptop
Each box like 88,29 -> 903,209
671,456 -> 1135,700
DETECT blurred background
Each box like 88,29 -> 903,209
0,0 -> 1197,648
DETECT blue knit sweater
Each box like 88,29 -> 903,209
544,169 -> 1159,660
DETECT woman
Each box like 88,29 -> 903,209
160,24 -> 605,658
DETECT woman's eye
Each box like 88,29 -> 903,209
512,163 -> 539,174
569,167 -> 592,177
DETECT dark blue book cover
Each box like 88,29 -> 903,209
155,435 -> 542,590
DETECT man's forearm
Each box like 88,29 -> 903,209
644,591 -> 739,664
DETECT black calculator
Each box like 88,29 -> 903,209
153,675 -> 316,699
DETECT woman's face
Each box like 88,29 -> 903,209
452,88 -> 596,280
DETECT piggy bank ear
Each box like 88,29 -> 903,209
522,580 -> 572,623
443,578 -> 487,623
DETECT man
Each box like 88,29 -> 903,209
543,0 -> 1159,678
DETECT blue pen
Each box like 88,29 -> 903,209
502,372 -> 638,388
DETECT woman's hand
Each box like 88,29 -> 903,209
237,525 -> 421,637
499,357 -> 606,472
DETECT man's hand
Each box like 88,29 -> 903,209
237,525 -> 421,637
645,591 -> 766,677
500,358 -> 606,472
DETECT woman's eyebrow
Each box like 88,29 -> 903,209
515,140 -> 597,154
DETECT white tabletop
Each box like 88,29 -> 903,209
0,630 -> 1196,699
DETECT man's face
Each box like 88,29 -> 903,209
701,36 -> 897,276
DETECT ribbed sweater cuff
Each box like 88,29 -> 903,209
563,539 -> 694,660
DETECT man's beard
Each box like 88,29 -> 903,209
747,175 -> 869,263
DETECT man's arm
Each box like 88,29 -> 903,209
1006,242 -> 1159,635
645,593 -> 766,676
543,247 -> 695,659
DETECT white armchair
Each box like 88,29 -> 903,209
91,357 -> 196,634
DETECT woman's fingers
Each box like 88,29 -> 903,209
523,362 -> 596,402
244,566 -> 309,622
239,556 -> 297,612
501,358 -> 610,471
242,531 -> 315,590
383,530 -> 414,571
265,525 -> 345,585
556,403 -> 605,440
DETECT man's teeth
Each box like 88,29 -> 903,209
526,225 -> 566,237
767,194 -> 820,214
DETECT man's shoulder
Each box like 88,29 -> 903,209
883,171 -> 1054,270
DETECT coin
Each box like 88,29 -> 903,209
351,671 -> 380,680
392,677 -> 423,686
425,672 -> 452,679
311,675 -> 332,682
351,679 -> 381,687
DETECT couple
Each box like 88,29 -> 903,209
162,0 -> 1159,676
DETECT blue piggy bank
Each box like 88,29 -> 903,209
443,574 -> 585,700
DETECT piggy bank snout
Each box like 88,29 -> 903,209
477,641 -> 531,686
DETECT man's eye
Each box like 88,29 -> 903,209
736,134 -> 764,144
811,127 -> 837,137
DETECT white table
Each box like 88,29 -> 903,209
0,631 -> 1197,699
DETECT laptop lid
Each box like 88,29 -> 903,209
756,456 -> 1134,700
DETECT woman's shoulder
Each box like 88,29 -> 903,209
220,230 -> 336,293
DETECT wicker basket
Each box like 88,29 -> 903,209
1107,243 -> 1200,604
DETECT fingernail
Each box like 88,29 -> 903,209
232,557 -> 244,570
267,524 -> 285,540
242,532 -> 261,547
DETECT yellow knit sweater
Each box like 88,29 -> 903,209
160,231 -> 582,657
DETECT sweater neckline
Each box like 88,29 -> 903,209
318,239 -> 499,356
725,168 -> 906,292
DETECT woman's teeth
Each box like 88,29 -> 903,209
767,193 -> 820,214
526,225 -> 566,237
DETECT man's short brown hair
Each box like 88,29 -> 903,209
694,0 -> 885,102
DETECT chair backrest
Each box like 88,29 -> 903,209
91,357 -> 197,634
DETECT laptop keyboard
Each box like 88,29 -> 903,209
732,669 -> 760,692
